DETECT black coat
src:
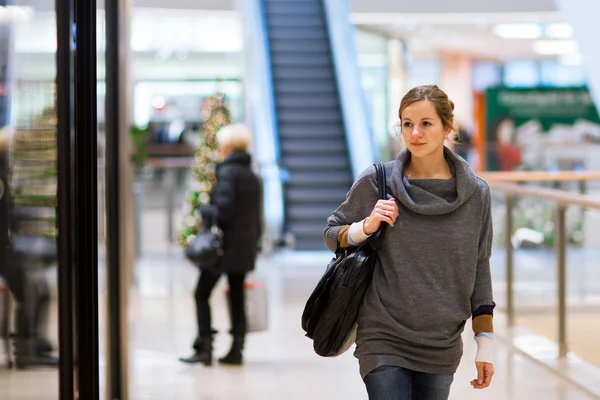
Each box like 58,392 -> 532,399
200,151 -> 262,274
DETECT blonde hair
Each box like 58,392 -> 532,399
216,123 -> 252,152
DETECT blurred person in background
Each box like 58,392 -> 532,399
489,117 -> 521,171
179,123 -> 262,366
453,122 -> 473,163
0,129 -> 57,369
324,85 -> 495,399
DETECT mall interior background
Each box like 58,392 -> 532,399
2,0 -> 600,399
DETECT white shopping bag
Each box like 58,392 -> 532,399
224,273 -> 269,333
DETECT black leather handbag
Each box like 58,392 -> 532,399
185,223 -> 224,271
302,162 -> 388,357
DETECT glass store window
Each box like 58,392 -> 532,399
1,4 -> 60,397
1,0 -> 103,397
472,61 -> 502,92
503,59 -> 587,88
504,60 -> 540,88
355,29 -> 390,161
540,61 -> 586,87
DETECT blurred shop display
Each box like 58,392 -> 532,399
10,82 -> 57,249
134,80 -> 241,159
178,93 -> 231,246
483,87 -> 600,172
134,86 -> 237,191
481,86 -> 600,248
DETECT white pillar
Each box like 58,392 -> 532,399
439,52 -> 474,132
387,39 -> 407,156
555,0 -> 600,111
387,39 -> 406,124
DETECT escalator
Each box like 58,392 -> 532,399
263,0 -> 355,250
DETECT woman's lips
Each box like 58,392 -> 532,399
411,143 -> 426,147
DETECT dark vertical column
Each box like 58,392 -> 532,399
74,0 -> 99,397
0,0 -> 9,128
55,0 -> 75,398
105,0 -> 123,397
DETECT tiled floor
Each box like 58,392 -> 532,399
2,249 -> 600,399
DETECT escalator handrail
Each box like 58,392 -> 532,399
323,0 -> 377,179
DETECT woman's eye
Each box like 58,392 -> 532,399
403,122 -> 412,128
423,121 -> 432,126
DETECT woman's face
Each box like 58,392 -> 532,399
219,144 -> 233,161
401,100 -> 449,158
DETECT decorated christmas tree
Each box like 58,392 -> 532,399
178,93 -> 232,246
11,100 -> 58,241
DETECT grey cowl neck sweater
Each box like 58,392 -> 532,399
324,147 -> 494,378
391,147 -> 477,215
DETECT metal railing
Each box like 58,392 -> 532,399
482,171 -> 600,358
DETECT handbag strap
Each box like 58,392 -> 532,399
334,163 -> 388,253
371,162 -> 388,249
375,162 -> 386,201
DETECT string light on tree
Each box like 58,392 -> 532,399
178,93 -> 232,246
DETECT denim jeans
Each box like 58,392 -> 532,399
364,365 -> 454,400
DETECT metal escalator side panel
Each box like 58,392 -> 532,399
237,0 -> 285,248
323,0 -> 378,178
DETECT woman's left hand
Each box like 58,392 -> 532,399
470,362 -> 494,389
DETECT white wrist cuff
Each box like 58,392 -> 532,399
348,218 -> 372,246
475,336 -> 494,364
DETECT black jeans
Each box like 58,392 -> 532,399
364,365 -> 454,400
194,269 -> 246,339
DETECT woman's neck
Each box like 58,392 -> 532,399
404,150 -> 453,180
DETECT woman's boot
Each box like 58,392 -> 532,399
13,335 -> 58,369
179,333 -> 214,366
218,335 -> 244,365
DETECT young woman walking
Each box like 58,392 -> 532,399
324,85 -> 495,399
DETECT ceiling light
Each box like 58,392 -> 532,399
532,40 -> 578,55
0,6 -> 34,23
493,23 -> 541,39
545,23 -> 573,39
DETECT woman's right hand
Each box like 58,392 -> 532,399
363,199 -> 399,235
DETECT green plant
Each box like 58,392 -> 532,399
130,125 -> 148,168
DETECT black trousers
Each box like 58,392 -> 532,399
194,269 -> 246,339
0,254 -> 50,339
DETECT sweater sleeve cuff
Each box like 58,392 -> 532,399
348,218 -> 372,246
324,225 -> 345,252
475,335 -> 494,364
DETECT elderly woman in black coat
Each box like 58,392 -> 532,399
180,123 -> 263,366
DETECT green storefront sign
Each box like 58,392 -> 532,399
485,87 -> 600,171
